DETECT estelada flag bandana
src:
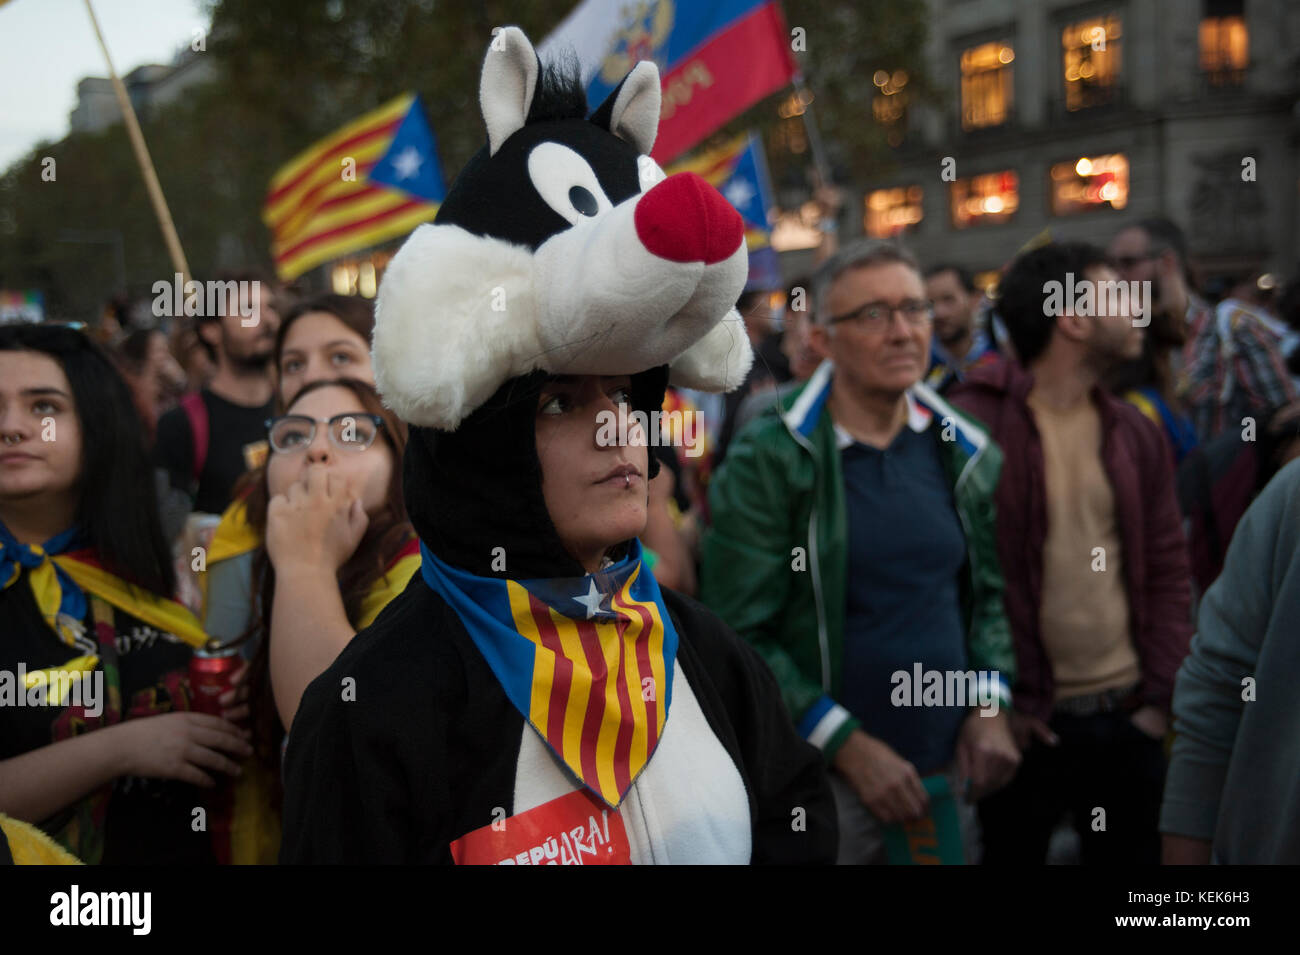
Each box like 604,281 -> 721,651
420,538 -> 677,808
0,520 -> 207,651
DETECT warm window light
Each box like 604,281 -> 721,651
1200,13 -> 1248,82
1050,153 -> 1129,215
950,171 -> 1019,228
1062,15 -> 1122,111
865,185 -> 924,238
961,41 -> 1014,130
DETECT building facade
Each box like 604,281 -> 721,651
70,48 -> 215,135
855,0 -> 1298,288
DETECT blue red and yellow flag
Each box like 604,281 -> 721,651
668,130 -> 780,290
262,93 -> 446,281
539,0 -> 797,163
420,539 -> 678,808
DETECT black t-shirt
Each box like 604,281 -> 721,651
0,575 -> 214,864
154,388 -> 274,514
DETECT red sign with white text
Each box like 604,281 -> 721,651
451,789 -> 633,866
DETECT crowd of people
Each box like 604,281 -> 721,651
3,28 -> 1299,865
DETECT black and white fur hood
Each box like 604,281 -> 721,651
372,26 -> 753,433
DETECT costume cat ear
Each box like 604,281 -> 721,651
481,26 -> 540,156
589,60 -> 661,156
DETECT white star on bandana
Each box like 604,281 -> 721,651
572,578 -> 605,619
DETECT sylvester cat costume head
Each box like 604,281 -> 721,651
373,26 -> 752,579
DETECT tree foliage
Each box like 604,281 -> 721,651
0,0 -> 933,321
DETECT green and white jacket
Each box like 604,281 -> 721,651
701,360 -> 1016,760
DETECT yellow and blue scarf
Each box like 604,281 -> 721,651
0,521 -> 206,653
420,539 -> 677,808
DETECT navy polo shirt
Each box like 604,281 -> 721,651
836,415 -> 970,775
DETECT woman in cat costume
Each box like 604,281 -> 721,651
279,27 -> 835,865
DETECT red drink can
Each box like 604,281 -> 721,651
189,641 -> 241,717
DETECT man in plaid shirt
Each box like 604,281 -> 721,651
1183,294 -> 1296,441
1110,218 -> 1295,441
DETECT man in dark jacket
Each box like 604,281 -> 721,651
949,242 -> 1193,865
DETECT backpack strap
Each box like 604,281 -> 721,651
179,392 -> 209,486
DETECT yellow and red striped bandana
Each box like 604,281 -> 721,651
420,539 -> 677,807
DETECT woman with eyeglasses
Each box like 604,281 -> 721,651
199,295 -> 379,650
0,323 -> 251,864
216,377 -> 414,863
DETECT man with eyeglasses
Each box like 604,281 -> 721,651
701,239 -> 1019,864
923,264 -> 1000,394
1109,217 -> 1295,441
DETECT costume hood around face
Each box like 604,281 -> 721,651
372,26 -> 752,579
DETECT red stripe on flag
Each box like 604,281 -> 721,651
265,120 -> 401,207
627,596 -> 659,751
650,1 -> 797,163
274,195 -> 426,263
574,617 -> 609,792
267,155 -> 384,232
528,592 -> 571,749
609,607 -> 636,795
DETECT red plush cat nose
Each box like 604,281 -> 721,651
634,172 -> 744,265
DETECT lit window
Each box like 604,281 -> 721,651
950,171 -> 1019,228
960,42 -> 1014,130
1200,2 -> 1248,86
864,185 -> 924,238
1049,154 -> 1129,215
1062,15 -> 1123,110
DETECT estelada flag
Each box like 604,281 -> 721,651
539,0 -> 797,163
263,93 -> 446,281
667,129 -> 780,290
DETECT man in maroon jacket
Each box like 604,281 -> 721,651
949,242 -> 1192,865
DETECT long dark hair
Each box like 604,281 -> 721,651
0,323 -> 175,597
238,377 -> 411,778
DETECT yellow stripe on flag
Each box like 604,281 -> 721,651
550,608 -> 593,774
592,618 -> 624,802
265,93 -> 412,206
665,132 -> 750,185
615,574 -> 651,772
508,581 -> 554,735
275,201 -> 439,282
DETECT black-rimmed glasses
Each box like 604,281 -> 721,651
265,412 -> 385,454
827,299 -> 933,329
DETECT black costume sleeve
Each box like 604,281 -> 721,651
666,591 -> 838,864
279,590 -> 449,864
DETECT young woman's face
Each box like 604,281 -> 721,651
277,312 -> 373,405
535,374 -> 649,572
0,351 -> 82,504
266,384 -> 393,514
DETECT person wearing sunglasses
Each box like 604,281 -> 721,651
703,239 -> 1018,864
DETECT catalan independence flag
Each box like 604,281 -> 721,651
262,93 -> 446,281
539,0 -> 797,163
420,539 -> 678,808
668,130 -> 780,290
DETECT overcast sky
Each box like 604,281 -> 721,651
0,0 -> 210,171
